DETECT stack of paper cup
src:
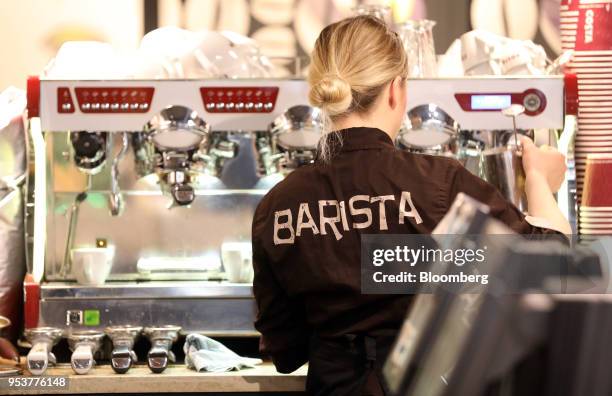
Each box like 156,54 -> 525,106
579,154 -> 612,240
561,0 -> 612,235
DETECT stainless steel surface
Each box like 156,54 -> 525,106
109,133 -> 129,216
37,132 -> 269,281
68,330 -> 104,375
260,105 -> 323,175
24,327 -> 63,375
105,325 -> 142,374
61,191 -> 89,278
26,79 -> 318,337
398,104 -> 459,155
145,106 -> 210,152
67,330 -> 104,351
143,325 -> 181,374
38,282 -> 257,334
141,105 -> 212,206
481,146 -> 528,212
41,281 -> 252,298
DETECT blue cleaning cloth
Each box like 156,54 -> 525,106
183,333 -> 262,372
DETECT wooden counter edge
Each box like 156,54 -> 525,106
2,362 -> 307,394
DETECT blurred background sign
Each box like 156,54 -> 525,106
0,0 -> 560,89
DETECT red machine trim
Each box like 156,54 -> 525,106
23,273 -> 40,329
564,73 -> 579,116
26,76 -> 40,118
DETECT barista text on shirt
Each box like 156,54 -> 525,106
273,191 -> 423,245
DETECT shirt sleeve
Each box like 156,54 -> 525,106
446,160 -> 564,236
252,205 -> 310,373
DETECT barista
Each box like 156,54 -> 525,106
252,15 -> 570,396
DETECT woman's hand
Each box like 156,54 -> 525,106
520,136 -> 567,193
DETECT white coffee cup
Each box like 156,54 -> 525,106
221,242 -> 253,283
71,247 -> 115,285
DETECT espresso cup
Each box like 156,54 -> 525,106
221,242 -> 253,283
71,247 -> 115,285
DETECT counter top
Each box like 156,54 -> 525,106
3,362 -> 307,394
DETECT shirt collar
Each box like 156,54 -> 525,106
327,127 -> 396,153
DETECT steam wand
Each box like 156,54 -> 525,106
501,104 -> 526,150
109,133 -> 129,216
60,176 -> 91,278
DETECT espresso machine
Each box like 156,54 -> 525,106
22,75 -> 570,374
23,75 -> 567,330
22,77 -> 323,373
397,76 -> 573,227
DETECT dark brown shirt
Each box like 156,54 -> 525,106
252,127 -> 559,373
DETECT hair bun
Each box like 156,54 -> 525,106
309,74 -> 352,117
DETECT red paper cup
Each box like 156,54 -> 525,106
561,0 -> 612,51
581,154 -> 612,206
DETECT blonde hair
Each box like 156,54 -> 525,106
308,15 -> 408,162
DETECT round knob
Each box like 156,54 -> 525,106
523,93 -> 541,112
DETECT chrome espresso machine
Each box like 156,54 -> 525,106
21,75 -> 570,374
22,77 -> 321,373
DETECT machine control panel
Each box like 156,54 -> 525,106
57,87 -> 75,113
200,86 -> 279,113
454,88 -> 547,116
68,87 -> 155,113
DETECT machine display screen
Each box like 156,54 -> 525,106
470,95 -> 512,110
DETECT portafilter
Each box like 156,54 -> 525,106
105,325 -> 142,374
68,330 -> 105,375
142,105 -> 211,206
259,105 -> 323,175
24,327 -> 64,375
397,104 -> 460,156
143,325 -> 181,373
